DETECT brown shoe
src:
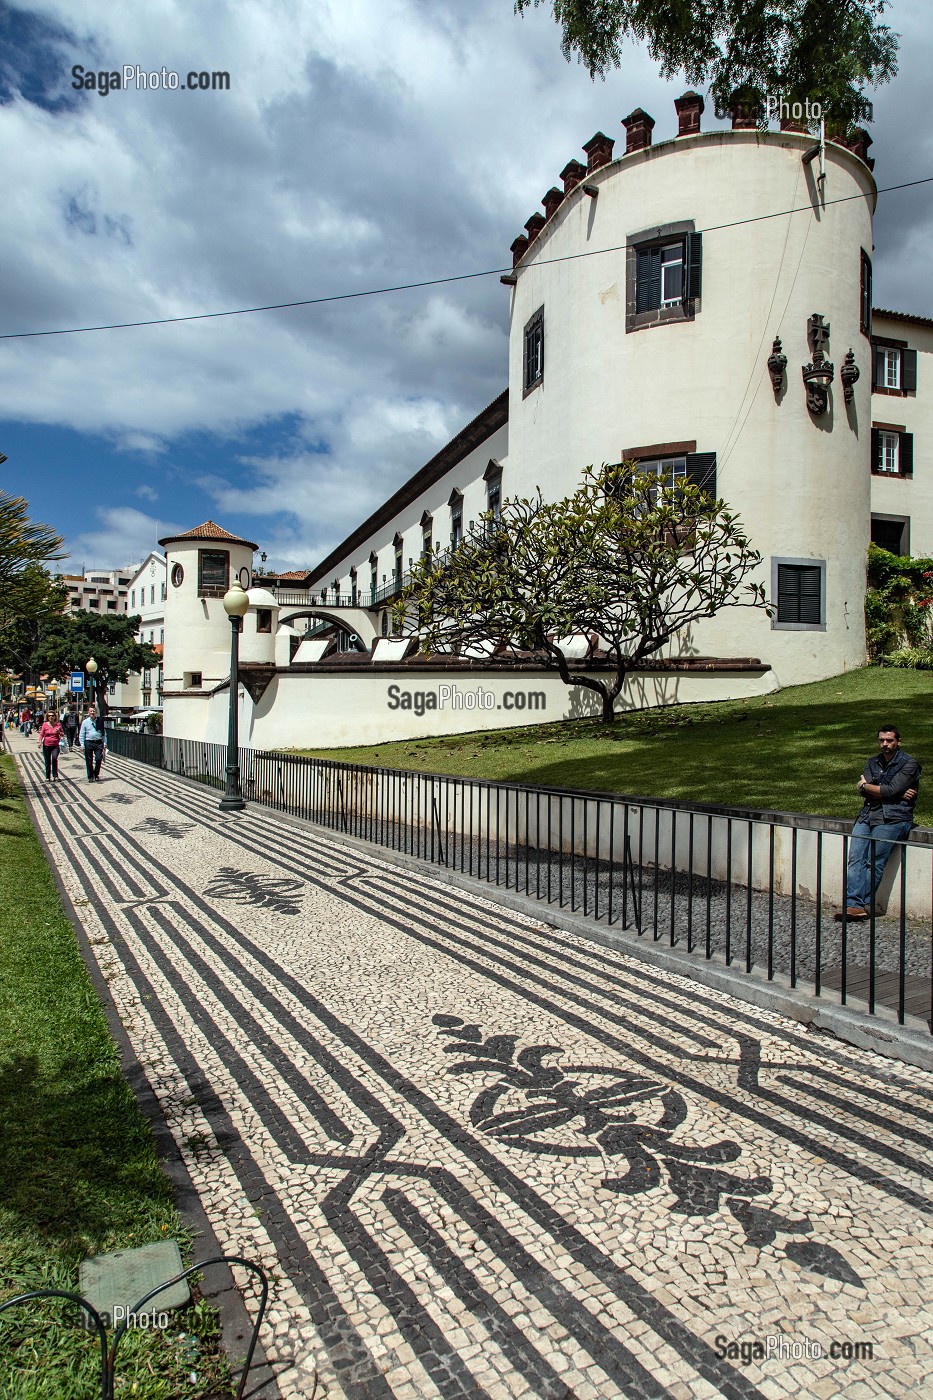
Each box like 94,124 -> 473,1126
834,906 -> 869,921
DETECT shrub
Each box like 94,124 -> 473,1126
865,544 -> 933,661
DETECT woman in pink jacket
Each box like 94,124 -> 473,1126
38,710 -> 65,781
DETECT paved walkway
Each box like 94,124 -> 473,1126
10,732 -> 933,1399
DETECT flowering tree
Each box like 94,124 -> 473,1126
399,461 -> 769,723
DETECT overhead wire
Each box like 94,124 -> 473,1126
0,175 -> 930,342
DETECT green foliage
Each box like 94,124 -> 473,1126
515,0 -> 898,131
399,461 -> 768,722
0,567 -> 69,674
0,492 -> 67,676
0,755 -> 232,1397
0,492 -> 65,590
864,543 -> 933,662
31,612 -> 161,717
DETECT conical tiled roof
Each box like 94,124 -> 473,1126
158,520 -> 258,550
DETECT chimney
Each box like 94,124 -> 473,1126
560,159 -> 586,194
582,130 -> 615,172
729,90 -> 761,130
621,109 -> 655,154
510,234 -> 529,267
524,212 -> 546,243
843,127 -> 875,170
674,91 -> 704,137
542,186 -> 564,221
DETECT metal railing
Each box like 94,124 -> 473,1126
0,1256 -> 268,1400
104,729 -> 933,1032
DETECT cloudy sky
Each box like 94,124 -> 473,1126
1,0 -> 931,572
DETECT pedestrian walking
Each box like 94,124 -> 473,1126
78,705 -> 107,783
21,706 -> 32,737
836,725 -> 920,920
38,710 -> 65,782
61,705 -> 79,751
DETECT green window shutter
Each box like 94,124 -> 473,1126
900,432 -> 913,477
871,427 -> 881,472
636,246 -> 662,312
871,346 -> 881,387
685,451 -> 717,497
683,232 -> 702,302
778,564 -> 822,624
902,348 -> 918,393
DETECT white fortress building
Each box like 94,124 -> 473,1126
159,98 -> 932,749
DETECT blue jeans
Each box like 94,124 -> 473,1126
845,820 -> 912,910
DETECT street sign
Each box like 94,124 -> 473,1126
70,672 -> 85,693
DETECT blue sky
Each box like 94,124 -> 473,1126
2,0 -> 932,573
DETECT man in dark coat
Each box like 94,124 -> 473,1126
837,725 -> 920,920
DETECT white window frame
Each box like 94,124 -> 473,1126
643,455 -> 687,491
880,347 -> 900,389
660,246 -> 684,307
878,430 -> 900,474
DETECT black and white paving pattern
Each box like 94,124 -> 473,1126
13,738 -> 933,1399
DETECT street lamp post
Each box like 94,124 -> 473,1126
86,657 -> 98,714
219,582 -> 249,812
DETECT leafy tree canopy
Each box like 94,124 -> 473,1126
0,565 -> 69,675
399,461 -> 768,723
0,489 -> 65,588
516,0 -> 898,131
31,612 -> 161,716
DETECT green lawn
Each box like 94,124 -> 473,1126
293,666 -> 933,826
0,756 -> 231,1398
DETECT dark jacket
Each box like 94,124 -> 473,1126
857,748 -> 921,826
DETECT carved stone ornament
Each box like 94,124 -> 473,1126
841,348 -> 860,405
802,312 -> 834,415
767,337 -> 787,393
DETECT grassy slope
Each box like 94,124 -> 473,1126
0,755 -> 229,1398
293,666 -> 933,826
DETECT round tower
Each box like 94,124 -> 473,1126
504,107 -> 876,685
159,521 -> 258,737
241,586 -> 280,666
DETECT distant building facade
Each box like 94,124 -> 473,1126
110,552 -> 167,713
60,563 -> 137,616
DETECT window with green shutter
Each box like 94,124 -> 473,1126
775,563 -> 824,626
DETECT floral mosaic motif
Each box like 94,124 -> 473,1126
132,817 -> 195,839
203,866 -> 305,915
98,793 -> 139,806
433,1014 -> 864,1288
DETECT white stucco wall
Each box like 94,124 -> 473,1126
505,129 -> 874,686
870,314 -> 933,557
183,663 -> 777,750
162,535 -> 255,737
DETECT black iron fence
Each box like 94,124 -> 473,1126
104,728 -> 932,1032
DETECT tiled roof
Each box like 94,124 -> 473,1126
275,569 -> 312,580
158,520 -> 258,550
873,308 -> 933,330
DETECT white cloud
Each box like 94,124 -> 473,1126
2,0 -> 931,570
65,505 -> 180,568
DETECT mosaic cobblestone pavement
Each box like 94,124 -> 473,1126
14,742 -> 933,1400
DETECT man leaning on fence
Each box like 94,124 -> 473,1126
836,726 -> 920,921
